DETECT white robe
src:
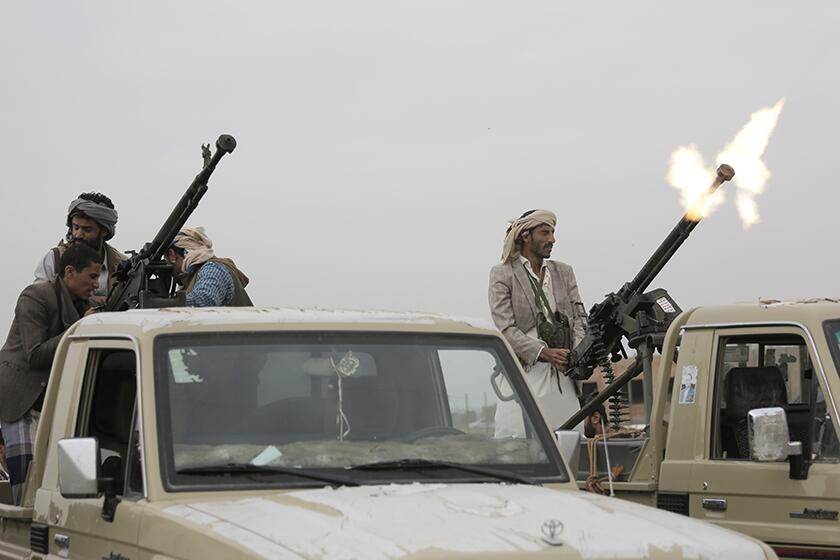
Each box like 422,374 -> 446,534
494,258 -> 582,437
494,326 -> 582,437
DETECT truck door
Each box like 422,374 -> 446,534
690,327 -> 840,555
44,342 -> 143,560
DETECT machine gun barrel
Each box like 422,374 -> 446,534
144,134 -> 237,263
622,164 -> 735,298
103,134 -> 236,312
567,164 -> 734,381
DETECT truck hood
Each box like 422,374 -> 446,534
160,483 -> 767,559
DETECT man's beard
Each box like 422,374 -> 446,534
531,241 -> 552,258
77,236 -> 104,252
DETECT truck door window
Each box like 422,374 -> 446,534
818,320 -> 840,462
437,349 -> 542,439
713,335 -> 815,460
76,349 -> 138,496
813,383 -> 840,462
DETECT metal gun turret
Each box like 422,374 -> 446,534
563,164 -> 734,429
103,134 -> 237,311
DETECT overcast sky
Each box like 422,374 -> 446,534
1,2 -> 838,335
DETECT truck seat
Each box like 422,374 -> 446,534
91,352 -> 137,461
723,366 -> 786,458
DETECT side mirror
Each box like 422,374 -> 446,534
748,407 -> 803,461
554,430 -> 581,474
57,438 -> 101,499
57,438 -> 123,521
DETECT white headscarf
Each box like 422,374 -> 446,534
500,209 -> 557,263
172,227 -> 216,271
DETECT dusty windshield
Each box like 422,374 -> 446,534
154,332 -> 565,489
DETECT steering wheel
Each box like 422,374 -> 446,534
402,426 -> 465,442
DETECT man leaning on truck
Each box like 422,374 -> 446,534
0,242 -> 103,504
489,209 -> 586,435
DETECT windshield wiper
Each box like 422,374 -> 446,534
177,463 -> 360,487
349,458 -> 539,485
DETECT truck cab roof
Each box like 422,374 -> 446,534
684,299 -> 840,331
71,307 -> 499,338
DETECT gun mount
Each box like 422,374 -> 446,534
564,164 -> 734,430
103,134 -> 237,311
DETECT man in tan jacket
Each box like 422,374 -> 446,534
1,242 -> 103,503
488,209 -> 586,436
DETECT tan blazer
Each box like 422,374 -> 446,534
0,279 -> 82,423
488,258 -> 586,366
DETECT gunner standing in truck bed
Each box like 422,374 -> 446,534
489,209 -> 586,436
164,226 -> 253,307
0,242 -> 103,503
33,192 -> 126,307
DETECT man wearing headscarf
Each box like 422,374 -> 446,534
489,209 -> 586,436
165,226 -> 253,307
34,192 -> 126,306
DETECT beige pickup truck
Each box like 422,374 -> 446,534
557,300 -> 840,559
0,307 -> 776,559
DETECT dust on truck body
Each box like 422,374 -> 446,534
0,307 -> 775,559
558,300 -> 840,559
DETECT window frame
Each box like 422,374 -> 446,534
73,341 -> 143,500
153,330 -> 568,493
123,404 -> 144,498
428,349 -> 457,430
709,329 -> 817,461
822,320 -> 840,384
818,319 -> 840,461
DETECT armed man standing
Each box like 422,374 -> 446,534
164,227 -> 253,307
489,209 -> 586,436
34,192 -> 126,307
1,242 -> 103,504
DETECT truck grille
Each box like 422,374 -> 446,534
656,492 -> 689,516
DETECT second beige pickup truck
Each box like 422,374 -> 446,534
557,299 -> 840,559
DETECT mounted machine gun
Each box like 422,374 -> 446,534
103,134 -> 237,311
562,164 -> 735,430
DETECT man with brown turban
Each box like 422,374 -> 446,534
165,226 -> 253,307
489,209 -> 586,436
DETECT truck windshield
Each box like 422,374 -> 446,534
154,332 -> 566,490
